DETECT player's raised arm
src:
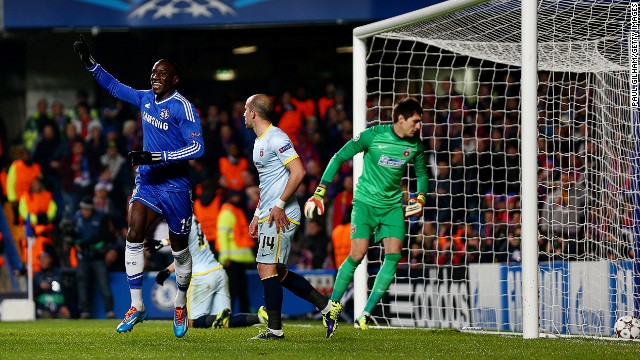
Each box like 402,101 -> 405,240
73,35 -> 143,107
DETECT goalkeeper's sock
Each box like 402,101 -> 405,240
280,269 -> 329,311
262,275 -> 283,331
330,256 -> 360,302
125,241 -> 145,310
172,248 -> 192,308
364,253 -> 401,314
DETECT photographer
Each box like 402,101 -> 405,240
33,252 -> 71,319
74,196 -> 115,319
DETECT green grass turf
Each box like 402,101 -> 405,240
0,320 -> 638,359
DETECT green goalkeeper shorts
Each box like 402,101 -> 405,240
350,199 -> 405,243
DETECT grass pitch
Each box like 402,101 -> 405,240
0,319 -> 638,359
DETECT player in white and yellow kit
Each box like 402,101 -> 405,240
150,216 -> 267,329
245,94 -> 331,340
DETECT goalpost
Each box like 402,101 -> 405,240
352,0 -> 638,338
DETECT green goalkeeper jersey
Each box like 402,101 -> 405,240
320,124 -> 429,207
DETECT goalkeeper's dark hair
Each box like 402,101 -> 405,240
249,93 -> 274,121
392,97 -> 423,123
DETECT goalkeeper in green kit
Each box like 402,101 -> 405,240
304,97 -> 428,338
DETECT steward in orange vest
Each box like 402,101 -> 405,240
193,180 -> 222,250
218,143 -> 249,192
18,178 -> 57,272
7,147 -> 42,204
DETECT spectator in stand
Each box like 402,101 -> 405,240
430,159 -> 452,224
275,91 -> 303,148
33,251 -> 71,319
99,141 -> 130,216
51,100 -> 71,136
214,124 -> 239,160
420,222 -> 438,264
71,89 -> 100,123
465,233 -> 481,264
330,175 -> 353,231
58,122 -> 84,158
303,219 -> 329,269
93,182 -> 120,224
200,104 -> 220,167
506,228 -> 522,263
540,171 -> 585,258
121,119 -> 142,153
24,98 -> 55,153
303,158 -> 324,204
85,122 -> 106,160
449,148 -> 465,222
292,86 -> 317,123
298,118 -> 328,170
317,83 -> 336,121
32,123 -> 63,217
101,99 -> 135,134
59,140 -> 99,215
422,81 -> 437,110
219,142 -> 249,192
74,196 -> 115,319
331,208 -> 351,269
100,141 -> 126,186
72,104 -> 101,141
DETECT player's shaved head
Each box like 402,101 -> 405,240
248,94 -> 273,120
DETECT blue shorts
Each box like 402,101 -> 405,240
130,183 -> 193,236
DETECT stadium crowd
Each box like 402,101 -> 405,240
0,70 -> 631,318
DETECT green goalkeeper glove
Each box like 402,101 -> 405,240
304,185 -> 326,218
404,192 -> 426,218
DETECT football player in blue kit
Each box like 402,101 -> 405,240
74,35 -> 204,338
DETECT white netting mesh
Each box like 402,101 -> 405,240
381,0 -> 631,72
358,0 -> 637,338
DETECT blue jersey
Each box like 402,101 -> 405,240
89,64 -> 204,190
252,124 -> 301,222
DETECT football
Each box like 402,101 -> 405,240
614,315 -> 640,339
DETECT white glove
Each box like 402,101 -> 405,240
304,186 -> 326,218
404,193 -> 426,218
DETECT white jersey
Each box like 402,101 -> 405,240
188,217 -> 222,275
252,124 -> 301,222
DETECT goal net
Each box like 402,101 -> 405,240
352,0 -> 639,337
